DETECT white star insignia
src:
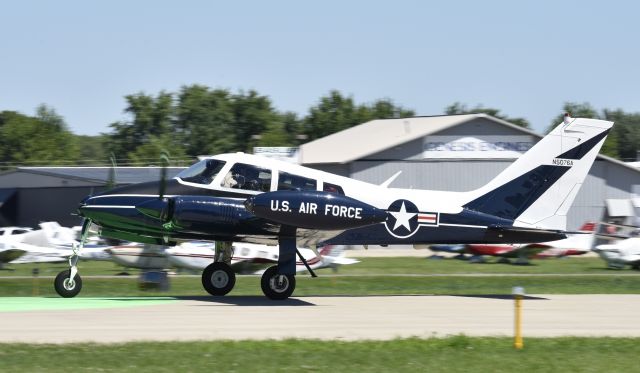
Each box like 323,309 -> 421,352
389,202 -> 417,231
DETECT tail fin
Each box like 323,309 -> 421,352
463,116 -> 613,231
578,221 -> 597,232
318,244 -> 346,257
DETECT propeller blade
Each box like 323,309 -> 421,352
159,151 -> 169,199
106,152 -> 117,190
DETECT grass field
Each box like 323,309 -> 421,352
1,257 -> 638,297
2,257 -> 639,371
1,337 -> 640,372
0,256 -> 630,277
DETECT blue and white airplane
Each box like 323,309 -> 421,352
56,115 -> 613,299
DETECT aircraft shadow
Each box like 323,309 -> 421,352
294,294 -> 548,301
449,294 -> 548,300
174,295 -> 316,306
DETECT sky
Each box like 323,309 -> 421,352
1,0 -> 639,136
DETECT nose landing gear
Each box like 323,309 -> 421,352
54,219 -> 91,298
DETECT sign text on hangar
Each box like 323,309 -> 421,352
423,135 -> 534,159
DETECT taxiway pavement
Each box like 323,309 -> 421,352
1,294 -> 639,343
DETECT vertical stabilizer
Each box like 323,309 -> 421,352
463,116 -> 613,230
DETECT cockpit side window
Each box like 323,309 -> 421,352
176,159 -> 226,185
222,162 -> 272,192
323,182 -> 344,195
277,171 -> 317,191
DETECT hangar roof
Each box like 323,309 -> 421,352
298,113 -> 639,173
9,167 -> 186,185
299,114 -> 540,165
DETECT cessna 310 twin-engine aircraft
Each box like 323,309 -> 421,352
55,115 -> 613,299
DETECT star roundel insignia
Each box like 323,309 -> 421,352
385,199 -> 419,238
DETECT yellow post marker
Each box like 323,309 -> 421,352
513,286 -> 524,349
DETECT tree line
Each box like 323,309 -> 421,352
0,86 -> 638,168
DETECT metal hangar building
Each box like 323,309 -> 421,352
299,114 -> 640,229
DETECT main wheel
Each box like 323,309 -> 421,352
202,262 -> 236,296
54,269 -> 83,298
261,265 -> 296,300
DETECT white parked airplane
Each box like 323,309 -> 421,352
0,226 -> 33,267
104,241 -> 358,274
105,243 -> 169,270
2,222 -> 110,264
165,242 -> 358,274
594,235 -> 640,269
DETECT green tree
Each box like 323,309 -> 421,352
603,109 -> 640,161
445,102 -> 530,129
107,91 -> 181,163
127,134 -> 187,166
0,105 -> 80,167
231,90 -> 279,152
303,91 -> 359,141
304,91 -> 415,141
75,134 -> 108,165
175,85 -> 236,156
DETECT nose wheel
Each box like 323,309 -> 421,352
261,265 -> 296,300
54,269 -> 83,298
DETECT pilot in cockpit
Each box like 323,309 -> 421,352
222,170 -> 238,188
222,164 -> 269,191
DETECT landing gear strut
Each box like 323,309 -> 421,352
201,241 -> 236,296
54,219 -> 91,298
259,229 -> 299,300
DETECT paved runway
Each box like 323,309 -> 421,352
1,295 -> 639,343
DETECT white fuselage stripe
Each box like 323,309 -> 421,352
83,205 -> 136,209
439,223 -> 487,229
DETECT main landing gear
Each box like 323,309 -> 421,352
200,241 -> 301,300
54,219 -> 91,298
202,241 -> 236,296
261,265 -> 296,300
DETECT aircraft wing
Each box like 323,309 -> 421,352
0,248 -> 27,263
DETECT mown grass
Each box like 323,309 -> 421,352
1,337 -> 639,372
1,257 -> 638,297
2,273 -> 640,297
0,256 -> 629,277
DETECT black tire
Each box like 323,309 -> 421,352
261,265 -> 296,300
54,270 -> 83,298
201,262 -> 236,296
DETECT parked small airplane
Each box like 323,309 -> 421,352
0,222 -> 110,264
593,234 -> 640,269
104,241 -> 357,273
0,227 -> 33,267
165,242 -> 358,274
105,243 -> 168,269
59,115 -> 613,299
427,222 -> 597,264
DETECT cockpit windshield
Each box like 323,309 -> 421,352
176,159 -> 226,185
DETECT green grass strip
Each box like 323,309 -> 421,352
0,296 -> 176,312
1,337 -> 639,372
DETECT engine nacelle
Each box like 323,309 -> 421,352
136,196 -> 249,230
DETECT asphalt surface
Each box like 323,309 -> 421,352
1,294 -> 639,343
